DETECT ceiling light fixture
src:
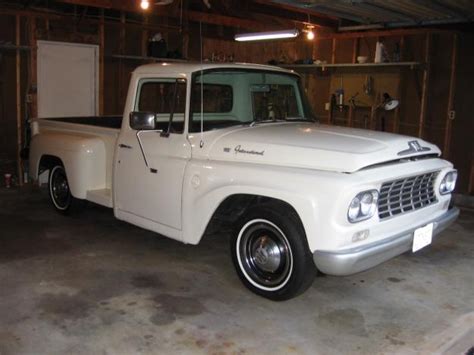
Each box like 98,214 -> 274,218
140,0 -> 150,10
304,14 -> 315,41
235,29 -> 299,42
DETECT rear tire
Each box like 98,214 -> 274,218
231,203 -> 316,301
48,165 -> 81,215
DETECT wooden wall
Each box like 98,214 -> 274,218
201,32 -> 473,194
0,9 -> 472,193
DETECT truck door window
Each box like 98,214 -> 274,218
136,79 -> 186,133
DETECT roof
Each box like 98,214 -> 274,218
133,62 -> 295,76
272,0 -> 474,29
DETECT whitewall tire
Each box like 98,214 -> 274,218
231,203 -> 316,301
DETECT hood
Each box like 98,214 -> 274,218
207,122 -> 440,173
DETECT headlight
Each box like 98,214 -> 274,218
348,190 -> 379,223
439,170 -> 457,195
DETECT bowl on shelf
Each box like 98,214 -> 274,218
357,56 -> 368,64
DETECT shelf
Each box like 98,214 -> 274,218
280,61 -> 421,70
0,44 -> 31,51
109,54 -> 188,62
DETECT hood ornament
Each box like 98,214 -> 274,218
398,141 -> 430,156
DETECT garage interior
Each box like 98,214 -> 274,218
1,0 -> 473,354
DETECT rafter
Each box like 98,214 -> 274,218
250,0 -> 337,28
54,0 -> 301,31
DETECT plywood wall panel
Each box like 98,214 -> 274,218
125,26 -> 141,56
314,39 -> 332,63
450,34 -> 474,193
358,37 -> 376,62
424,33 -> 452,148
0,15 -> 18,162
334,38 -> 353,64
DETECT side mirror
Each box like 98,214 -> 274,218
129,112 -> 156,130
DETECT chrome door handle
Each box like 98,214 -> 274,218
119,144 -> 133,149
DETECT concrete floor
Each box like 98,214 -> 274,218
0,187 -> 473,355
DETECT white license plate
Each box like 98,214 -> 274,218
412,223 -> 434,252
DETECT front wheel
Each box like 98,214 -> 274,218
231,204 -> 316,301
48,165 -> 81,214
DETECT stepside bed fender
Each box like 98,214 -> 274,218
29,131 -> 107,199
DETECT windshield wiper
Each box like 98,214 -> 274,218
284,116 -> 315,122
249,119 -> 287,126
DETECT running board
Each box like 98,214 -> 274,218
86,188 -> 113,208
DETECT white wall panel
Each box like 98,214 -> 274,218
37,41 -> 98,118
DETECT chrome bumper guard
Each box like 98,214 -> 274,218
313,207 -> 460,276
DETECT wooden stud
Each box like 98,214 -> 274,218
181,0 -> 190,59
418,33 -> 431,139
443,33 -> 458,159
369,103 -> 377,130
119,11 -> 125,107
351,37 -> 359,64
331,38 -> 336,64
469,158 -> 474,195
28,18 -> 38,119
141,14 -> 149,57
393,36 -> 404,133
99,9 -> 105,115
348,37 -> 359,127
16,15 -> 23,186
327,38 -> 337,126
45,18 -> 50,40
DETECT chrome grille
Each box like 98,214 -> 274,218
378,171 -> 439,220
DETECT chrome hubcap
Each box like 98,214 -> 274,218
253,236 -> 281,273
52,169 -> 70,208
239,221 -> 292,288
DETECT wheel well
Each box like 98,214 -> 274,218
204,194 -> 303,235
38,155 -> 63,176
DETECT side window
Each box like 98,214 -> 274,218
135,79 -> 186,133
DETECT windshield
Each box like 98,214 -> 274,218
189,69 -> 315,132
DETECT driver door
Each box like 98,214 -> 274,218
114,78 -> 191,235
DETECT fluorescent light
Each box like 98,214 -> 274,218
235,29 -> 299,42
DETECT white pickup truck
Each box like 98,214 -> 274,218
29,62 -> 459,300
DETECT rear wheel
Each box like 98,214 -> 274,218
48,165 -> 80,214
231,204 -> 316,301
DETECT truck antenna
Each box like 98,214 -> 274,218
199,20 -> 204,148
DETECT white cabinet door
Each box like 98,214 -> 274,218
37,40 -> 98,118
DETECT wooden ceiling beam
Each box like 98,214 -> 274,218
250,0 -> 337,28
54,0 -> 289,31
316,27 -> 455,40
57,0 -> 141,12
186,11 -> 272,31
0,8 -> 62,19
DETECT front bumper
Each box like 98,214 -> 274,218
313,207 -> 460,276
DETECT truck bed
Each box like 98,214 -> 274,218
46,115 -> 122,129
30,115 -> 122,208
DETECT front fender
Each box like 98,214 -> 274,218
181,160 -> 325,251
